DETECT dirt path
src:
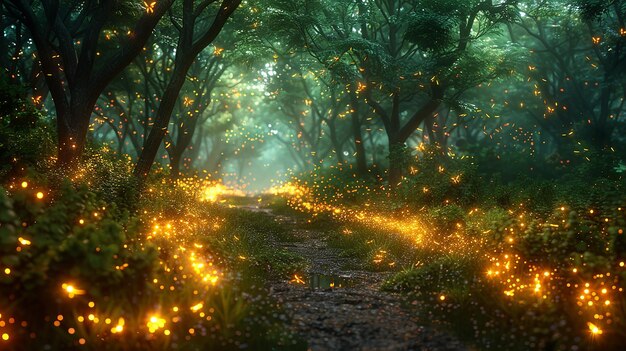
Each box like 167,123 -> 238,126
241,205 -> 468,351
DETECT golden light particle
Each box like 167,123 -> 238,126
110,318 -> 125,334
190,303 -> 203,312
588,322 -> 602,335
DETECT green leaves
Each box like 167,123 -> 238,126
405,12 -> 456,52
0,180 -> 153,300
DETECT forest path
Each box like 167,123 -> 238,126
237,203 -> 468,351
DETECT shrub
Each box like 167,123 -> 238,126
427,204 -> 466,234
0,79 -> 55,179
0,159 -> 303,350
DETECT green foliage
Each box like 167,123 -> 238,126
383,254 -> 480,300
0,79 -> 55,179
326,224 -> 411,271
77,146 -> 140,212
296,166 -> 381,206
0,181 -> 158,343
576,0 -> 617,21
388,143 -> 412,173
427,204 -> 466,233
406,12 -> 456,52
399,145 -> 481,207
465,207 -> 512,242
0,148 -> 304,350
289,129 -> 626,349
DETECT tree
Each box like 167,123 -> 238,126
4,0 -> 174,164
0,6 -> 48,108
133,0 -> 242,181
165,51 -> 229,177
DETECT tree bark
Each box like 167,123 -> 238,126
349,92 -> 367,174
326,118 -> 345,164
135,58 -> 194,178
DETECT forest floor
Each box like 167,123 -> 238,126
237,203 -> 468,351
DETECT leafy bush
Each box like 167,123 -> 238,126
0,158 -> 304,350
427,204 -> 466,233
383,254 -> 480,300
399,144 -> 482,207
0,79 -> 55,179
0,181 -> 159,346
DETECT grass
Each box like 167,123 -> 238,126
208,205 -> 307,277
271,166 -> 626,350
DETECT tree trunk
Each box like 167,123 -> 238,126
349,93 -> 367,174
592,76 -> 613,151
327,118 -> 345,164
134,57 -> 194,179
352,114 -> 367,174
387,138 -> 404,188
168,116 -> 200,178
56,98 -> 95,165
133,0 -> 241,182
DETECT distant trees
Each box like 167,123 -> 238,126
265,54 -> 354,171
512,0 -> 626,154
2,0 -> 624,188
266,0 -> 517,185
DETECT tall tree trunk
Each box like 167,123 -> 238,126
387,138 -> 403,188
57,97 -> 97,165
386,91 -> 403,188
349,93 -> 367,174
135,58 -> 193,178
592,76 -> 613,150
327,118 -> 345,164
168,111 -> 201,178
